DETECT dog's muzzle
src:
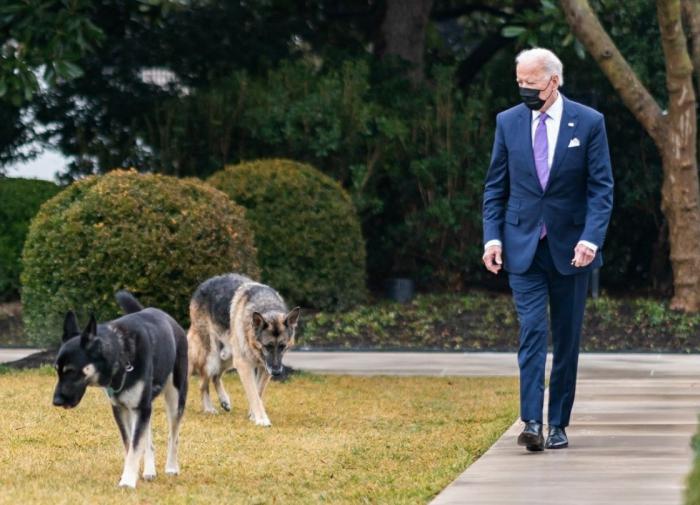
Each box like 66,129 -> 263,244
52,394 -> 75,409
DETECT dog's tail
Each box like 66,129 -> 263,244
115,290 -> 144,314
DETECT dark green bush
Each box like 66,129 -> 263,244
208,158 -> 366,310
0,177 -> 60,301
21,169 -> 259,347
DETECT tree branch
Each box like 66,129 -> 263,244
456,32 -> 513,88
559,0 -> 666,147
681,0 -> 700,87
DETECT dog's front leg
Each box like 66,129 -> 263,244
111,405 -> 131,451
256,366 -> 271,399
142,418 -> 156,481
118,407 -> 151,488
235,360 -> 270,426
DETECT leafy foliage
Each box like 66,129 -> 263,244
21,169 -> 259,346
208,159 -> 366,311
0,1 -> 676,295
300,293 -> 700,351
0,0 -> 104,105
0,177 -> 60,300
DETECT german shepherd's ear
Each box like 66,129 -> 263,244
63,311 -> 80,342
80,313 -> 98,348
252,312 -> 267,332
284,307 -> 301,328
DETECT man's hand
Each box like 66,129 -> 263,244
571,242 -> 596,268
483,245 -> 503,274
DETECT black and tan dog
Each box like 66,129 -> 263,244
187,273 -> 300,425
52,291 -> 188,488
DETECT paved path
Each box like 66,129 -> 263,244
0,347 -> 38,364
4,349 -> 699,504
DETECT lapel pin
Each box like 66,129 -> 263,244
568,122 -> 574,127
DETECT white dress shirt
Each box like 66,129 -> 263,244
484,92 -> 598,254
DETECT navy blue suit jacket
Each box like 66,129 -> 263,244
482,96 -> 614,275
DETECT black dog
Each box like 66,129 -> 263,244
52,291 -> 188,488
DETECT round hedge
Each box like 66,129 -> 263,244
21,169 -> 259,347
208,158 -> 367,311
0,178 -> 60,301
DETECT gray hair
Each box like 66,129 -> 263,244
515,48 -> 564,87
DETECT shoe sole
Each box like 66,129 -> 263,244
518,432 -> 544,451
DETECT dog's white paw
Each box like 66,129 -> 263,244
143,472 -> 156,481
253,416 -> 272,427
203,406 -> 218,415
118,477 -> 137,489
165,467 -> 180,476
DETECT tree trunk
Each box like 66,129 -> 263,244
682,0 -> 700,85
376,0 -> 434,85
560,0 -> 700,311
657,0 -> 700,311
681,0 -> 700,160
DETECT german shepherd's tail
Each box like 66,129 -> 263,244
115,290 -> 144,314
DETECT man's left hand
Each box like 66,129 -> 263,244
571,243 -> 596,268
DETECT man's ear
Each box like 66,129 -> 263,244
252,312 -> 267,333
284,307 -> 301,329
80,313 -> 97,348
63,311 -> 80,342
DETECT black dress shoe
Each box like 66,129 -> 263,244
545,426 -> 569,449
517,420 -> 544,452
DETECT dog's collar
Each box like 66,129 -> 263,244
106,362 -> 133,398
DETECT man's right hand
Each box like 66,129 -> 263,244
482,245 -> 503,274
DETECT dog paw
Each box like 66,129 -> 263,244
165,467 -> 180,476
203,406 -> 218,415
143,472 -> 156,481
118,478 -> 137,489
220,401 -> 231,412
254,417 -> 272,427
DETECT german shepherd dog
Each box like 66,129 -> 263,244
52,291 -> 188,488
187,273 -> 300,425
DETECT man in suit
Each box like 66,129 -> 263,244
482,48 -> 613,451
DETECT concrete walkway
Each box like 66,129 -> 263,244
4,349 -> 699,504
0,347 -> 38,364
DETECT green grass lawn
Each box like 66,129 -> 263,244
686,428 -> 700,505
0,367 -> 517,505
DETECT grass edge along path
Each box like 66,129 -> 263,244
0,368 -> 518,505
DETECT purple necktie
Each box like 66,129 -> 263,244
534,112 -> 549,238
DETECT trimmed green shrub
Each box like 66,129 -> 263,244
208,159 -> 366,310
0,178 -> 60,301
21,169 -> 259,347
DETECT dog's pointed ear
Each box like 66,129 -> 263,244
63,311 -> 80,342
284,307 -> 301,329
80,313 -> 97,347
252,312 -> 267,332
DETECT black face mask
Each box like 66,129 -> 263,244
519,78 -> 554,111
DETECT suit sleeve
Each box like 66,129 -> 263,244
581,114 -> 614,248
482,114 -> 509,245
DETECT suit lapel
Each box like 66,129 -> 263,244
546,96 -> 578,192
518,106 -> 542,194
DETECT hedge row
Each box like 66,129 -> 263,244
21,169 -> 260,346
0,178 -> 60,301
209,159 -> 367,311
20,160 -> 367,346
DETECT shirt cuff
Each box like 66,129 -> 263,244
484,239 -> 502,251
577,240 -> 598,253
